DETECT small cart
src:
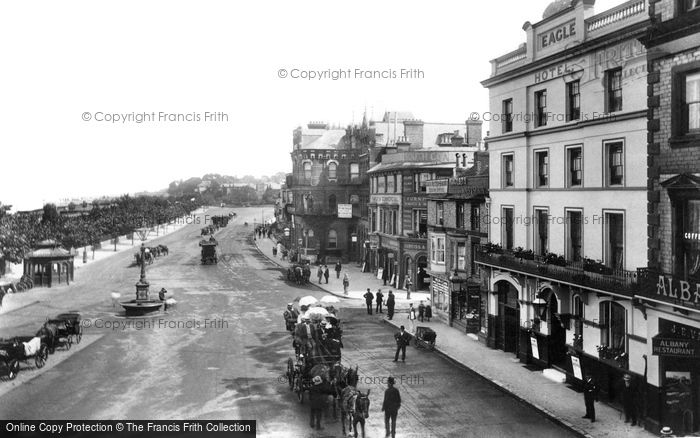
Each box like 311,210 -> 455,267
413,326 -> 436,351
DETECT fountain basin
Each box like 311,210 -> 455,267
120,300 -> 163,317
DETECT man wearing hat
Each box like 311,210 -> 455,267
621,373 -> 638,425
283,303 -> 298,333
394,325 -> 411,362
382,376 -> 401,438
309,375 -> 333,430
582,373 -> 599,422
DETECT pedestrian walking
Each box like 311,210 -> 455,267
405,277 -> 412,300
407,303 -> 417,333
309,376 -> 333,430
342,273 -> 350,295
375,289 -> 384,314
393,325 -> 411,362
621,373 -> 638,426
582,374 -> 598,423
386,291 -> 395,320
418,301 -> 425,322
335,261 -> 342,279
425,302 -> 432,322
363,288 -> 374,314
317,265 -> 323,284
382,376 -> 401,438
323,265 -> 330,284
272,246 -> 277,257
382,267 -> 389,286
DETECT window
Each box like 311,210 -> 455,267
431,236 -> 445,264
436,201 -> 444,226
413,209 -> 427,235
502,207 -> 514,250
303,162 -> 312,182
535,209 -> 549,256
606,141 -> 624,186
605,212 -> 624,270
381,209 -> 398,235
470,204 -> 480,231
350,163 -> 360,180
535,90 -> 547,127
328,162 -> 337,179
387,174 -> 395,192
502,99 -> 513,133
674,199 -> 700,279
566,210 -> 583,262
606,68 -> 623,112
502,154 -> 514,187
377,175 -> 385,193
456,203 -> 465,229
456,242 -> 466,270
572,295 -> 584,346
600,301 -> 626,353
567,147 -> 582,187
683,71 -> 700,133
413,173 -> 431,192
327,229 -> 337,249
535,150 -> 548,187
328,194 -> 337,213
567,80 -> 581,121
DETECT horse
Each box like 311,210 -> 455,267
349,389 -> 370,438
158,244 -> 169,255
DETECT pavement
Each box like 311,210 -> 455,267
254,235 -> 430,307
255,234 -> 655,438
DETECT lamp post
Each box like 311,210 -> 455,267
134,227 -> 151,301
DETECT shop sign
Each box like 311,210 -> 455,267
650,274 -> 700,310
652,338 -> 700,358
530,336 -> 540,360
425,179 -> 448,194
571,356 -> 583,380
371,195 -> 400,205
337,204 -> 352,218
537,20 -> 576,50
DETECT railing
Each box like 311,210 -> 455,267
495,46 -> 528,70
585,0 -> 646,32
474,245 -> 640,295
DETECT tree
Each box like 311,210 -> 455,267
41,203 -> 60,226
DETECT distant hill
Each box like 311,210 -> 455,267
166,173 -> 285,205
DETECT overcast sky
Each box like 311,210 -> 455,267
0,0 -> 623,211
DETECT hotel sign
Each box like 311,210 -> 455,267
538,20 -> 576,50
649,274 -> 700,310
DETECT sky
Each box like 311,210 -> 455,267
0,0 -> 623,211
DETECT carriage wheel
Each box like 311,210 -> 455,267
35,349 -> 47,369
8,360 -> 19,380
286,359 -> 294,390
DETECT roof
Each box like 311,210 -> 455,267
381,111 -> 415,123
367,162 -> 454,174
299,129 -> 347,150
25,246 -> 72,259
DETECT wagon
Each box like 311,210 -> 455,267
413,326 -> 436,351
54,311 -> 82,344
200,240 -> 218,264
0,336 -> 49,380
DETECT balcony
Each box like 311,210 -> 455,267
474,244 -> 640,295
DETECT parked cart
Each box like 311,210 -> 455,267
413,326 -> 436,351
0,336 -> 49,380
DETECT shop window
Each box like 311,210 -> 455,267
567,80 -> 581,121
535,90 -> 547,127
600,301 -> 626,353
606,68 -> 623,113
674,199 -> 700,279
327,229 -> 337,249
502,98 -> 513,133
567,146 -> 583,187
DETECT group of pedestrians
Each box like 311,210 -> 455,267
255,226 -> 271,240
362,289 -> 396,318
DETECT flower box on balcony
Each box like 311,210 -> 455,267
513,247 -> 535,260
583,258 -> 613,275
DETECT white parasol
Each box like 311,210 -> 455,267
305,307 -> 330,318
320,295 -> 340,304
299,296 -> 318,308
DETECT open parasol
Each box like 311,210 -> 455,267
298,296 -> 318,308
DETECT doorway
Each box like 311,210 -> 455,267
496,280 -> 519,354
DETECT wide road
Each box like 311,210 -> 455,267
0,207 -> 577,438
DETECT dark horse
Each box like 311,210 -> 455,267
342,388 -> 370,438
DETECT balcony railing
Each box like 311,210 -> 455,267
474,245 -> 640,295
585,0 -> 646,33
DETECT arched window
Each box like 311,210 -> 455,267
328,162 -> 337,179
600,301 -> 626,352
328,194 -> 337,213
303,162 -> 312,182
328,229 -> 338,249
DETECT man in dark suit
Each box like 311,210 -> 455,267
382,376 -> 401,438
363,289 -> 374,315
393,325 -> 411,362
621,373 -> 638,425
582,374 -> 598,422
386,291 -> 395,320
375,289 -> 384,314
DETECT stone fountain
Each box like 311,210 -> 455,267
121,228 -> 163,316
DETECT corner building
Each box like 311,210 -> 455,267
479,0 -> 650,416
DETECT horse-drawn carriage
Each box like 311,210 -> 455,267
200,238 -> 218,264
0,336 -> 49,380
286,263 -> 311,285
211,215 -> 229,228
134,245 -> 168,266
39,312 -> 82,353
201,225 -> 216,236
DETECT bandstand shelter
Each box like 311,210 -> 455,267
24,240 -> 75,287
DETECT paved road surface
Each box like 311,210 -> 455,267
0,208 -> 577,438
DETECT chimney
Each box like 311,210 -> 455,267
451,131 -> 464,147
404,120 -> 424,148
462,153 -> 467,168
395,136 -> 411,152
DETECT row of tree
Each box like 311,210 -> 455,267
0,195 -> 201,265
